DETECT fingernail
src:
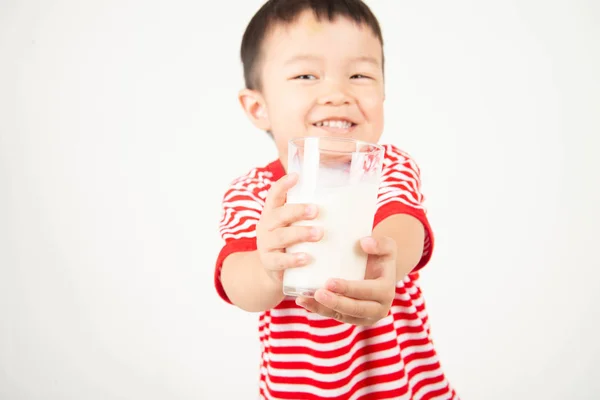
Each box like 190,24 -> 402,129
327,280 -> 338,292
296,253 -> 309,265
310,227 -> 323,239
305,205 -> 317,217
361,237 -> 377,248
317,290 -> 331,301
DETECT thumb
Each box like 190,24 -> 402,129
264,173 -> 298,210
360,236 -> 396,259
362,236 -> 397,281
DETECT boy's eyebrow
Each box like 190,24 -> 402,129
350,56 -> 380,66
284,54 -> 322,65
283,54 -> 380,67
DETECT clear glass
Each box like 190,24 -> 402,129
282,137 -> 384,297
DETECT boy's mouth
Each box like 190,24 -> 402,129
312,118 -> 357,133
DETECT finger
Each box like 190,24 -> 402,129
264,173 -> 298,210
266,203 -> 318,230
360,236 -> 397,259
313,289 -> 386,320
296,297 -> 341,321
267,225 -> 323,250
361,236 -> 397,281
324,278 -> 393,304
263,251 -> 311,271
296,297 -> 375,327
295,297 -> 333,316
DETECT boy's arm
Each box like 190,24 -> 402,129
372,214 -> 425,281
215,172 -> 316,313
215,173 -> 284,312
220,250 -> 285,312
372,145 -> 434,280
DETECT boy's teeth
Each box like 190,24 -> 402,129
316,120 -> 352,129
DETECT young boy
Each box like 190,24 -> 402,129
214,1 -> 458,399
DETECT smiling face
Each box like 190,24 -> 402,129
238,10 -> 385,168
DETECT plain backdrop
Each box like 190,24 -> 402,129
1,0 -> 599,399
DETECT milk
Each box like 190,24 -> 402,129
282,179 -> 380,297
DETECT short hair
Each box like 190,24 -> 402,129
241,0 -> 384,91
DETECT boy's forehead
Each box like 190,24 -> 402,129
303,11 -> 324,34
262,10 -> 381,60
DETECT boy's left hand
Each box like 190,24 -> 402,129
296,236 -> 397,327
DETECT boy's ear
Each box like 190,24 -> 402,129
238,89 -> 271,131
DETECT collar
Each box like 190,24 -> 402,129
266,159 -> 286,181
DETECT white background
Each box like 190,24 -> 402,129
1,0 -> 599,399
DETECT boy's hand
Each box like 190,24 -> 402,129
256,173 -> 323,283
296,236 -> 397,326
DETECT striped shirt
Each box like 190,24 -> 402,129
214,144 -> 458,400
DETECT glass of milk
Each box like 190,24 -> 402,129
282,137 -> 384,297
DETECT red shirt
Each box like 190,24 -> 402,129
214,144 -> 458,400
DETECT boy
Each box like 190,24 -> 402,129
214,1 -> 458,399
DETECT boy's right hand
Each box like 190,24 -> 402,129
256,173 -> 323,284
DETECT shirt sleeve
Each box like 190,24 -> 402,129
372,144 -> 434,272
214,175 -> 266,304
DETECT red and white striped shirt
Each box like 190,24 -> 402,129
214,144 -> 458,400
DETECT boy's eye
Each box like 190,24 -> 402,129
351,74 -> 372,79
293,74 -> 317,80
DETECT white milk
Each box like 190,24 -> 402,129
283,179 -> 380,296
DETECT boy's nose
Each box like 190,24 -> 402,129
317,82 -> 354,106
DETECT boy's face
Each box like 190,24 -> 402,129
239,10 -> 385,168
